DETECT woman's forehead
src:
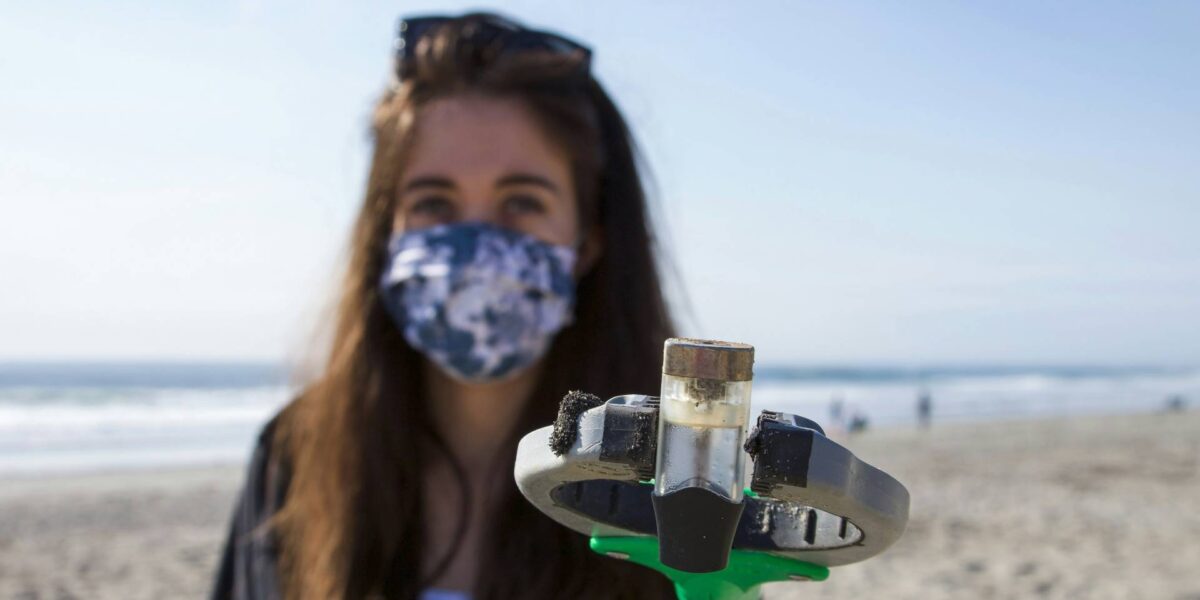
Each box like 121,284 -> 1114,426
404,94 -> 570,183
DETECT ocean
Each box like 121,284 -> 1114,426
1,362 -> 1196,476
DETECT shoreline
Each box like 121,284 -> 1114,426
0,462 -> 243,489
3,405 -> 1188,483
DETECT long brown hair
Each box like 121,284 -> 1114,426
275,13 -> 675,599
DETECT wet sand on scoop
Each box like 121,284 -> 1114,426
2,411 -> 1198,599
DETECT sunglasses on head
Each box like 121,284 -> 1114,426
394,14 -> 593,82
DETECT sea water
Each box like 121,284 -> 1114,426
0,362 -> 1196,476
752,365 -> 1200,430
0,362 -> 290,476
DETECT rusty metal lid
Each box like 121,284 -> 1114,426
662,338 -> 755,381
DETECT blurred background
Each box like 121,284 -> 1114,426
1,1 -> 1197,598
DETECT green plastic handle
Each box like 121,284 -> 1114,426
589,536 -> 828,600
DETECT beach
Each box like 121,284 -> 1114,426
2,411 -> 1197,599
0,466 -> 240,599
772,410 -> 1200,600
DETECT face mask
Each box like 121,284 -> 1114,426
379,222 -> 578,383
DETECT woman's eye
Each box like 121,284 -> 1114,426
408,195 -> 455,219
502,194 -> 547,217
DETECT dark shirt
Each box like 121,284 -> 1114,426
211,418 -> 290,600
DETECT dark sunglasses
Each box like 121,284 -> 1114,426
394,14 -> 593,82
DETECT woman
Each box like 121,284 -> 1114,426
212,12 -> 677,600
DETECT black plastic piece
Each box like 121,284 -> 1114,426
745,411 -> 821,495
550,480 -> 849,552
550,480 -> 658,533
598,395 -> 659,480
652,487 -> 745,573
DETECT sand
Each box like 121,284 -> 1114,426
768,410 -> 1200,600
2,411 -> 1198,599
0,466 -> 240,599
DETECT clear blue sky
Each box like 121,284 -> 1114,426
2,1 -> 1197,365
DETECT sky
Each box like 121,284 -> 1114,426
1,1 -> 1198,365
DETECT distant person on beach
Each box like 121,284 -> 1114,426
847,407 -> 870,433
1165,394 -> 1187,412
829,393 -> 845,431
212,13 -> 676,600
917,388 -> 933,428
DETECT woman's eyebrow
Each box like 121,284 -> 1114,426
402,175 -> 456,192
497,173 -> 559,193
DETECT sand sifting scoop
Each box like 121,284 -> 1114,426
514,338 -> 910,599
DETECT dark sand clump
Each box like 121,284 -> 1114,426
548,390 -> 604,456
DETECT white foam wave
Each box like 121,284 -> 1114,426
2,370 -> 1198,476
0,385 -> 291,475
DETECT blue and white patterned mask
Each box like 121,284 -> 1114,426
379,222 -> 578,382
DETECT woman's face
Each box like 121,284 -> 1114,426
392,94 -> 580,247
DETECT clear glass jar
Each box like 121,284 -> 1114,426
654,373 -> 753,502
